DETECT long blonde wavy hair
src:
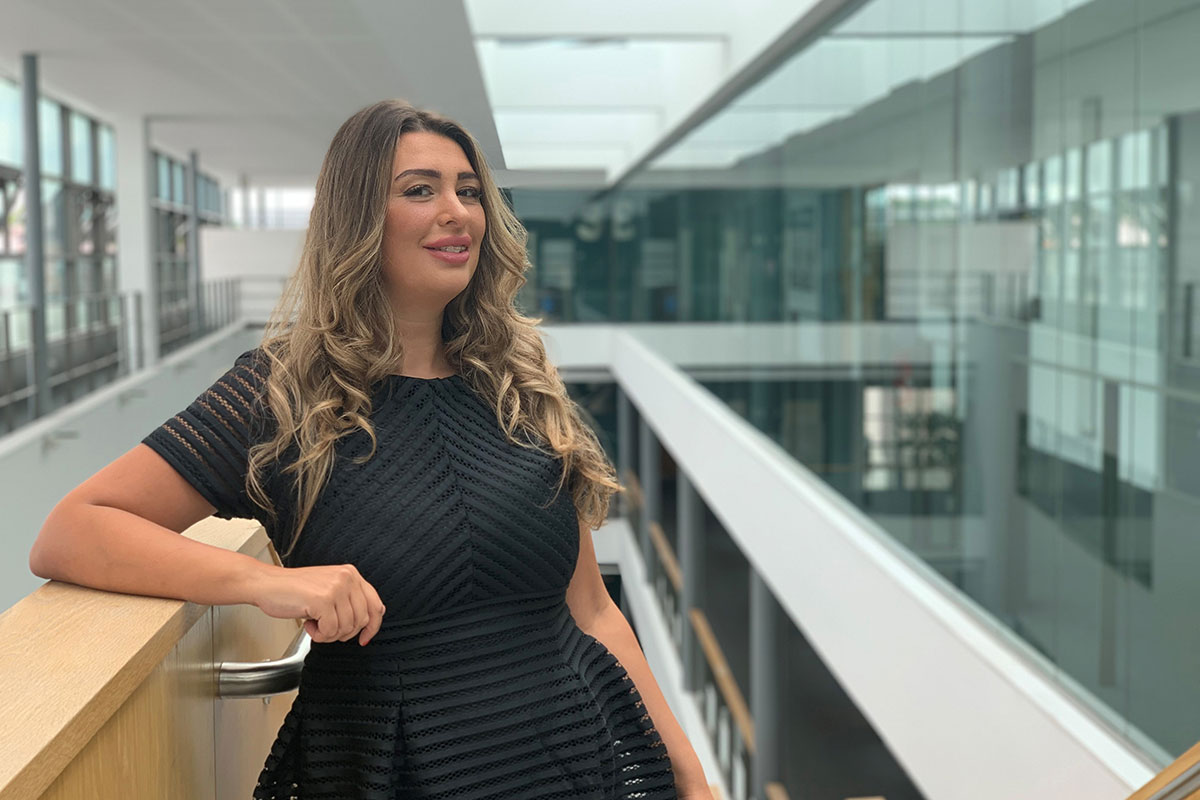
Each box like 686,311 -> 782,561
247,99 -> 621,558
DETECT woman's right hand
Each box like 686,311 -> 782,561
251,563 -> 386,646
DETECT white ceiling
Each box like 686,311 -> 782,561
647,0 -> 1107,172
465,0 -> 821,181
0,0 -> 820,188
0,0 -> 502,186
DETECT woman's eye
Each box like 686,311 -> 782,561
403,184 -> 433,196
459,186 -> 482,198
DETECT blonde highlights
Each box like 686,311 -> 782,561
246,100 -> 620,558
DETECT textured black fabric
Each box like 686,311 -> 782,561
142,349 -> 273,524
143,348 -> 677,799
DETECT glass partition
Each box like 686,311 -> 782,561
515,0 -> 1200,765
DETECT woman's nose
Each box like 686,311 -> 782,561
437,190 -> 467,225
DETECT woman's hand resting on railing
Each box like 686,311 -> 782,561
250,563 -> 386,646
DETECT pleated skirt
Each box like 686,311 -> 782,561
252,590 -> 678,799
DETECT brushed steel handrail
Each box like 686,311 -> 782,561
216,628 -> 310,698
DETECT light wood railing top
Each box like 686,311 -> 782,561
689,607 -> 756,756
1126,740 -> 1200,800
0,518 -> 266,800
621,467 -> 644,513
764,782 -> 791,800
647,521 -> 684,593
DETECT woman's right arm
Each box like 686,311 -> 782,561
29,443 -> 385,645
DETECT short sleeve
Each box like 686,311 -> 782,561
142,348 -> 273,522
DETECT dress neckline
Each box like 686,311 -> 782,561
387,373 -> 461,382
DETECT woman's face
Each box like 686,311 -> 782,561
381,131 -> 487,312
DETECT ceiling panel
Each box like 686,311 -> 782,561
95,0 -> 228,39
29,0 -> 146,38
0,0 -> 501,183
192,0 -> 306,37
247,39 -> 353,109
281,0 -> 377,37
5,0 -> 831,184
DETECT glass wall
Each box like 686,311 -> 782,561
0,79 -> 121,425
0,83 -> 118,335
151,150 -> 224,355
228,187 -> 315,230
514,0 -> 1200,767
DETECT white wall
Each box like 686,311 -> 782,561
201,228 -> 303,323
607,328 -> 1156,800
0,325 -> 262,613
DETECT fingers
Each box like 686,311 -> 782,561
358,582 -> 386,646
303,565 -> 386,645
315,602 -> 340,643
338,582 -> 369,642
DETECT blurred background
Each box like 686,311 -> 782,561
1,2 -> 1196,799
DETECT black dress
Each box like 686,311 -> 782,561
142,348 -> 678,800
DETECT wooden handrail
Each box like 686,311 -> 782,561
0,517 -> 296,799
689,607 -> 756,756
1126,740 -> 1200,800
765,782 -> 791,800
621,466 -> 644,512
647,521 -> 684,592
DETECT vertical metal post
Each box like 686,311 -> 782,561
85,296 -> 96,391
638,415 -> 660,571
21,53 -> 49,418
750,570 -> 782,798
1099,380 -> 1120,687
1,311 -> 12,432
1184,282 -> 1194,359
25,307 -> 39,419
117,293 -> 130,376
134,291 -> 144,370
257,186 -> 267,229
240,173 -> 251,228
617,387 -> 634,517
678,470 -> 705,691
187,150 -> 202,336
749,378 -> 771,434
64,297 -> 74,401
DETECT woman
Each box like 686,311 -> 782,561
29,100 -> 712,799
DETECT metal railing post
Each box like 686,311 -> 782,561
638,416 -> 661,572
678,470 -> 704,692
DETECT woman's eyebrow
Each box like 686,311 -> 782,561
394,169 -> 479,182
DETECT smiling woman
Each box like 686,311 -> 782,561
29,99 -> 710,800
382,132 -> 487,308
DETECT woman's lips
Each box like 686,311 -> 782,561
424,247 -> 470,264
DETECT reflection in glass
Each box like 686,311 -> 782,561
41,179 -> 65,258
504,0 -> 1200,769
70,112 -> 91,184
37,98 -> 62,176
0,80 -> 20,167
98,125 -> 115,191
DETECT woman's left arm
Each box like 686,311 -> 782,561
566,516 -> 714,800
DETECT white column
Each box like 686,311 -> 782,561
187,149 -> 201,334
750,569 -> 782,798
678,470 -> 705,691
638,416 -> 660,569
617,387 -> 634,517
113,113 -> 159,367
20,53 -> 49,416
